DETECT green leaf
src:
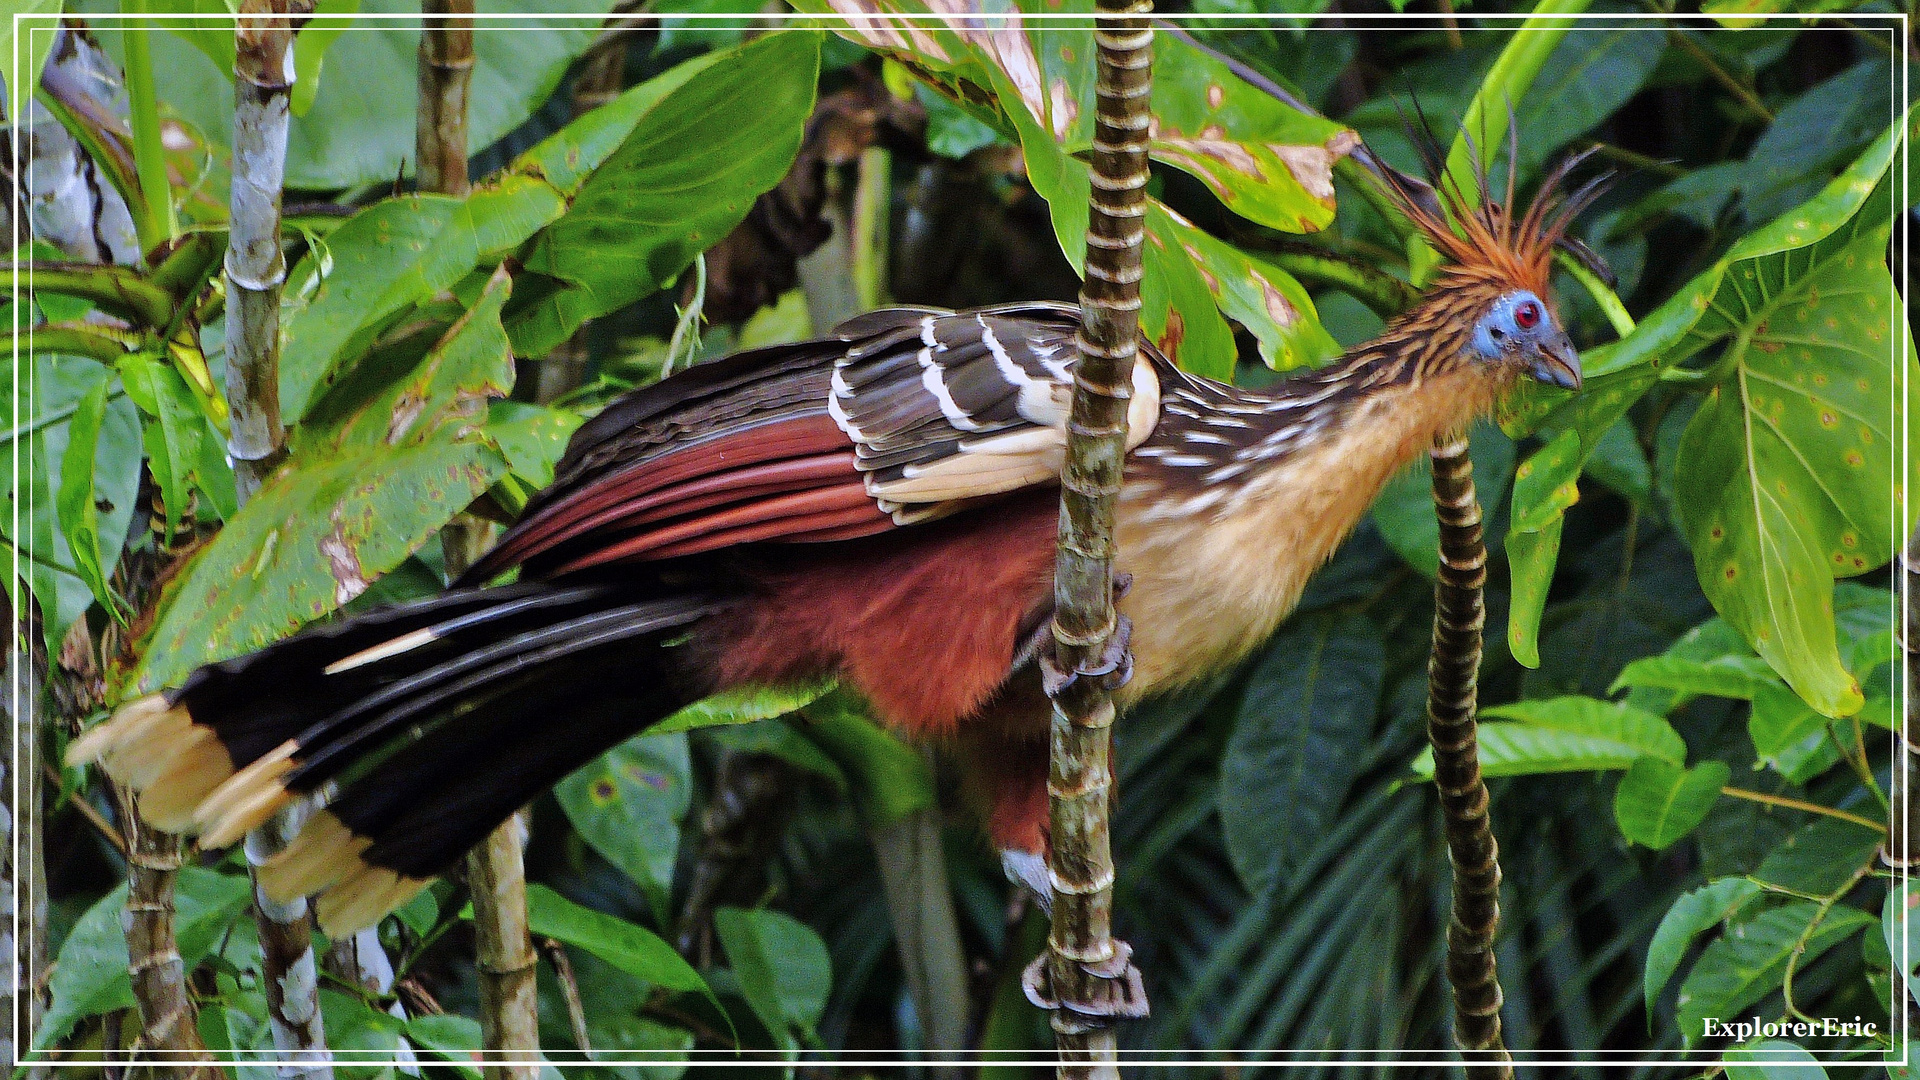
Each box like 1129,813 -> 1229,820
1673,122 -> 1908,718
1885,881 -> 1920,1008
1510,25 -> 1665,176
1220,612 -> 1384,894
404,1014 -> 483,1079
508,32 -> 822,356
485,401 -> 584,490
1505,515 -> 1562,669
800,690 -> 936,827
1748,683 -> 1836,781
1676,901 -> 1874,1043
34,867 -> 252,1050
1156,211 -> 1341,373
1723,1040 -> 1830,1080
288,0 -> 359,118
1148,33 -> 1353,234
279,177 -> 566,423
1412,696 -> 1685,779
1612,653 -> 1780,704
119,354 -> 205,535
555,732 -> 691,914
1645,877 -> 1763,1024
1753,818 -> 1881,896
513,48 -> 729,196
140,0 -> 616,189
713,906 -> 832,1050
1614,757 -> 1728,850
524,884 -> 710,994
1140,204 -> 1236,380
134,271 -> 516,693
2,0 -> 61,123
652,679 -> 836,736
704,720 -> 849,790
55,378 -> 116,611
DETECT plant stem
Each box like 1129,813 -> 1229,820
1253,245 -> 1419,320
415,0 -> 474,197
1045,1 -> 1152,1075
226,0 -> 299,498
117,786 -> 222,1076
1666,28 -> 1773,125
118,0 -> 175,254
1555,249 -> 1634,339
231,4 -> 331,1072
1426,436 -> 1512,1079
467,817 -> 540,1080
1718,787 -> 1887,833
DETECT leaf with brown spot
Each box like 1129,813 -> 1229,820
133,270 -> 517,693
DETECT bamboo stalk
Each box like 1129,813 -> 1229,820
117,788 -> 221,1076
231,5 -> 331,1073
1426,435 -> 1512,1079
467,817 -> 540,1080
1039,3 -> 1152,1076
413,6 -> 538,1071
226,0 -> 299,498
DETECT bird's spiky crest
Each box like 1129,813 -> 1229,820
1362,104 -> 1611,300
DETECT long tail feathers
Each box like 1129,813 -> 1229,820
69,582 -> 718,936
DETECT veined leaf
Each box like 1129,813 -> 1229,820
555,732 -> 691,919
1612,653 -> 1780,704
1613,757 -> 1728,850
119,354 -> 205,535
524,884 -> 710,995
1410,695 -> 1684,779
1220,612 -> 1384,894
713,906 -> 832,1051
1506,516 -> 1563,669
508,31 -> 822,357
135,270 -> 517,693
1723,1040 -> 1830,1080
1675,901 -> 1874,1043
1645,877 -> 1763,1025
279,176 -> 566,423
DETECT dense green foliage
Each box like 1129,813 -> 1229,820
9,3 -> 1910,1074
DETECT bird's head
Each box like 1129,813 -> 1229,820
1361,140 -> 1611,393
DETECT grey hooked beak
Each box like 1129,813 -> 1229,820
1528,334 -> 1583,390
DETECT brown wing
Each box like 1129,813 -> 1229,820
463,303 -> 1164,582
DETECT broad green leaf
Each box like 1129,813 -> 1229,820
555,732 -> 691,914
1510,25 -> 1665,176
801,690 -> 936,827
652,679 -> 836,735
280,177 -> 566,422
1505,515 -> 1562,669
1612,654 -> 1780,703
34,867 -> 252,1050
1723,1040 -> 1829,1080
319,988 -> 405,1061
119,354 -> 205,535
1584,419 -> 1653,509
1157,210 -> 1341,373
135,271 -> 516,692
1737,57 -> 1892,225
1645,877 -> 1763,1024
524,884 -> 710,994
1613,757 -> 1728,850
508,32 -> 822,357
485,401 -> 584,489
705,720 -> 849,791
138,0 -> 616,189
1748,683 -> 1834,780
1221,613 -> 1383,894
1409,695 -> 1685,778
1676,901 -> 1874,1043
1885,880 -> 1920,1008
1141,204 -> 1236,380
713,906 -> 832,1050
2,0 -> 61,122
1672,122 -> 1908,718
404,1014 -> 483,1079
288,0 -> 360,118
1753,818 -> 1881,897
54,377 -> 125,611
513,47 -> 729,195
1148,33 -> 1353,233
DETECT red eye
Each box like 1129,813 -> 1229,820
1515,301 -> 1541,329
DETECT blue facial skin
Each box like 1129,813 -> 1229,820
1470,290 -> 1583,390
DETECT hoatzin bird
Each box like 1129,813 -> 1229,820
71,150 -> 1601,937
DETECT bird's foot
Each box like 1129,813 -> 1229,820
1039,612 -> 1132,699
1021,939 -> 1150,1025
